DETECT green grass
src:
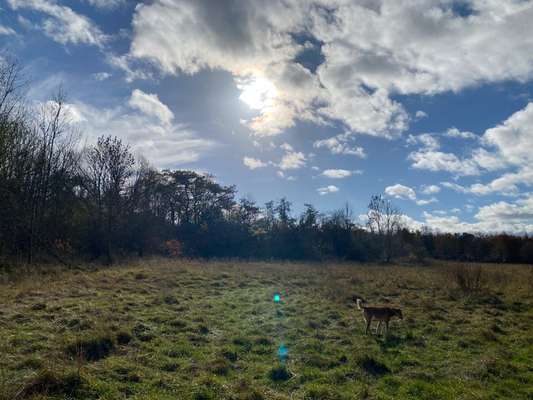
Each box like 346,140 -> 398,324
1,259 -> 532,399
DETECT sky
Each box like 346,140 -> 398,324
1,0 -> 533,234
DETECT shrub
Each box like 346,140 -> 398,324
449,264 -> 486,294
165,240 -> 183,258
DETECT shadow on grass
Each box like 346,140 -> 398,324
356,355 -> 390,377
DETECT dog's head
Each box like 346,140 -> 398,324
351,295 -> 365,304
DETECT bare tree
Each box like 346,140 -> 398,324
367,195 -> 402,262
81,135 -> 135,263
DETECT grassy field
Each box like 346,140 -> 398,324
1,259 -> 532,399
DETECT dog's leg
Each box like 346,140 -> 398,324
385,320 -> 389,335
365,316 -> 372,334
376,321 -> 382,335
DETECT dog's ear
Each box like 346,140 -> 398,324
352,295 -> 362,303
351,295 -> 365,304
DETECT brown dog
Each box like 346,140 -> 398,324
354,297 -> 403,335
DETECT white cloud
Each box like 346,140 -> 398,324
471,148 -> 509,171
85,0 -> 125,9
279,150 -> 306,170
421,196 -> 533,234
482,102 -> 533,166
416,197 -> 438,206
385,184 -> 416,200
420,184 -> 441,195
123,0 -> 533,138
126,1 -> 408,137
317,185 -> 339,195
313,134 -> 366,158
312,1 -> 533,95
444,168 -> 533,197
279,142 -> 293,152
128,89 -> 174,126
276,170 -> 296,181
0,25 -> 16,35
8,0 -> 107,47
321,169 -> 360,179
106,53 -> 155,82
93,72 -> 111,81
406,133 -> 440,150
243,157 -> 267,170
407,104 -> 533,193
66,100 -> 214,168
476,197 -> 533,224
415,110 -> 428,119
445,127 -> 477,140
441,181 -> 470,193
408,150 -> 480,176
385,183 -> 438,206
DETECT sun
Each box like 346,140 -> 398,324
238,75 -> 278,111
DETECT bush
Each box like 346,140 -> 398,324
165,240 -> 183,258
449,264 -> 486,294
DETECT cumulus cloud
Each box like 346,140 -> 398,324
128,89 -> 174,126
126,0 -> 407,137
420,184 -> 441,195
415,110 -> 428,119
66,100 -> 214,168
409,150 -> 480,176
385,183 -> 438,206
482,102 -> 533,166
442,168 -> 533,197
430,103 -> 533,196
406,133 -> 440,150
445,127 -> 477,140
415,197 -> 438,206
279,150 -> 306,170
385,184 -> 416,201
313,133 -> 366,158
85,0 -> 125,10
124,1 -> 533,138
421,196 -> 533,234
321,169 -> 360,179
92,72 -> 111,81
8,0 -> 107,47
312,1 -> 533,95
243,157 -> 267,170
317,185 -> 339,195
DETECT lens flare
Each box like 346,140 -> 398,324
278,344 -> 288,361
273,293 -> 281,303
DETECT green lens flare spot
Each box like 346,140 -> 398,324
278,344 -> 288,361
273,293 -> 281,303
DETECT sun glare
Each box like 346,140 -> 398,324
238,75 -> 278,111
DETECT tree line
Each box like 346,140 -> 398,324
1,58 -> 533,266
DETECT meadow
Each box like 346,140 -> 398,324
1,259 -> 532,399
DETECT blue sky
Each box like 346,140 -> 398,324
1,0 -> 533,233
